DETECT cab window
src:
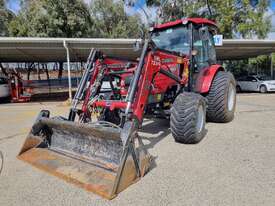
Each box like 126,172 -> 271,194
193,26 -> 216,70
151,25 -> 190,55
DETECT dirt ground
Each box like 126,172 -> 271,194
0,93 -> 274,206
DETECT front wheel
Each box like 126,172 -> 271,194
260,85 -> 267,93
170,92 -> 207,144
206,71 -> 236,123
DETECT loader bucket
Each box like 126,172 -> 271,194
18,111 -> 151,199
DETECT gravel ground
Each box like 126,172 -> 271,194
0,94 -> 274,206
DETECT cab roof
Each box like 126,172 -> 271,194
154,18 -> 217,30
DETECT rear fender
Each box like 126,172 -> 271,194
195,65 -> 224,94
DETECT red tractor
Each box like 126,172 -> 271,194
9,72 -> 32,103
18,18 -> 236,199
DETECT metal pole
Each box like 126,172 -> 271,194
63,40 -> 72,102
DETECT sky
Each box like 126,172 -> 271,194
5,0 -> 275,39
6,0 -> 20,13
267,0 -> 275,38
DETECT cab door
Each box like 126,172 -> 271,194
193,26 -> 217,90
193,26 -> 217,71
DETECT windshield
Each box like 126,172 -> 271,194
151,25 -> 190,55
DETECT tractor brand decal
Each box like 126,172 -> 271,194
107,64 -> 128,68
161,58 -> 173,64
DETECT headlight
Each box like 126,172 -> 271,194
267,83 -> 275,86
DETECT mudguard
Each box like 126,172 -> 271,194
195,64 -> 224,93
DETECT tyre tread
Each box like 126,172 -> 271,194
170,92 -> 206,144
206,71 -> 236,123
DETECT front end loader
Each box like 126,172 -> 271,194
18,18 -> 236,199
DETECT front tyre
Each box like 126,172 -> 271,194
206,71 -> 236,123
170,92 -> 207,144
260,85 -> 267,93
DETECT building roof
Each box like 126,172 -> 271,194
0,37 -> 274,62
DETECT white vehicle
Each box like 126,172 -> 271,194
0,77 -> 10,99
237,76 -> 275,93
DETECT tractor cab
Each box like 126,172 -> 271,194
151,18 -> 218,72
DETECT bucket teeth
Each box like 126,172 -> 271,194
18,113 -> 151,199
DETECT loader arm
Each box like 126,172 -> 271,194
132,53 -> 154,124
17,44 -> 153,200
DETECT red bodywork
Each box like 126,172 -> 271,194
154,18 -> 217,30
154,18 -> 222,94
9,74 -> 31,103
82,51 -> 189,124
195,65 -> 224,93
81,17 -> 221,125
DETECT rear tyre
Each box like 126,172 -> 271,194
260,85 -> 267,93
206,71 -> 236,123
170,92 -> 207,144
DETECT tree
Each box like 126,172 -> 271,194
145,0 -> 271,39
8,0 -> 143,38
9,0 -> 93,37
90,0 -> 143,38
0,0 -> 14,36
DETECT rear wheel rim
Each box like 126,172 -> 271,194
227,83 -> 235,112
196,104 -> 204,134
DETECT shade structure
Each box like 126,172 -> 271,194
0,37 -> 275,62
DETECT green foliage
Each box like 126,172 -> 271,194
9,0 -> 93,37
248,55 -> 272,76
146,0 -> 271,39
249,55 -> 269,66
5,0 -> 272,40
8,0 -> 143,38
91,0 -> 143,38
225,55 -> 272,77
0,0 -> 14,36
